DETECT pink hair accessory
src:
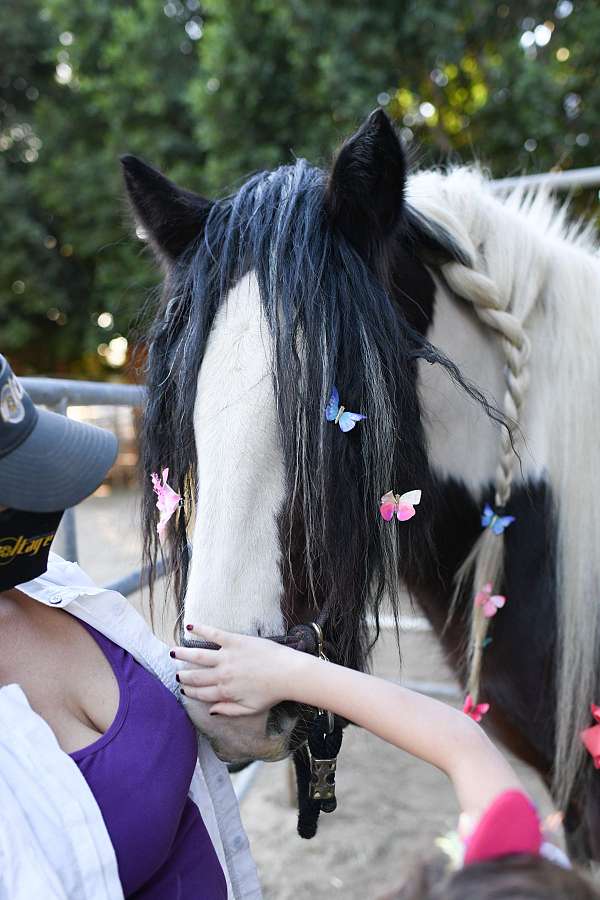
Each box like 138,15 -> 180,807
474,582 -> 506,618
379,489 -> 421,522
463,790 -> 542,865
436,793 -> 570,871
580,703 -> 600,768
151,467 -> 182,539
463,694 -> 490,723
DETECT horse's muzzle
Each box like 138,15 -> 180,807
178,622 -> 323,763
182,695 -> 303,763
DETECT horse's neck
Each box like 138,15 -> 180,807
418,258 -> 592,498
414,171 -> 600,496
419,282 -> 505,493
409,173 -> 600,820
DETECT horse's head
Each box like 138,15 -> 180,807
123,111 -> 469,764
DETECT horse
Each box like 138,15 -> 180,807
122,109 -> 600,859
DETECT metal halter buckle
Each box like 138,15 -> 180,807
309,756 -> 337,805
309,622 -> 334,735
307,622 -> 338,810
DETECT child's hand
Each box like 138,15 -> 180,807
171,625 -> 302,716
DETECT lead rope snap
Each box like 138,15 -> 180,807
310,622 -> 335,734
307,622 -> 340,812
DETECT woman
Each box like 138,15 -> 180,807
0,354 -> 261,900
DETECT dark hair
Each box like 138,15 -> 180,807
384,853 -> 599,900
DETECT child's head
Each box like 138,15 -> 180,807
387,852 -> 599,900
384,791 -> 600,900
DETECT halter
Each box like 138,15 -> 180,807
179,601 -> 344,838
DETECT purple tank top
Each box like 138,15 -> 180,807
69,620 -> 227,899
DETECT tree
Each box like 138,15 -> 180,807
1,0 -> 205,374
1,1 -> 598,373
193,0 -> 599,185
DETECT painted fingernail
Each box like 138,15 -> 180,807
180,688 -> 186,696
210,711 -> 218,716
175,673 -> 180,683
186,623 -> 194,631
170,650 -> 176,658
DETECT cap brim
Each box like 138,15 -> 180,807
0,408 -> 118,512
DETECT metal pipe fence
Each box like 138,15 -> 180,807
491,165 -> 600,192
21,377 -> 146,587
20,377 -> 145,408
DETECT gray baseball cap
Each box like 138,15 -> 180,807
0,355 -> 118,512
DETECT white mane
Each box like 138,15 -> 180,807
409,166 -> 600,806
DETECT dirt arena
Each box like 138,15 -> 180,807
60,489 -> 560,899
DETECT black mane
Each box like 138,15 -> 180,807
140,157 -> 494,668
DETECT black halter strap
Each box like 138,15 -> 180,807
178,595 -> 334,654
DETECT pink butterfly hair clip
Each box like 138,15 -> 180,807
379,489 -> 421,522
151,468 -> 182,540
474,582 -> 507,618
581,704 -> 600,769
463,694 -> 490,723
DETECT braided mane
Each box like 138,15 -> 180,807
419,192 -> 533,702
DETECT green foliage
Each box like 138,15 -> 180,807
194,0 -> 599,182
1,0 -> 598,373
1,0 -> 202,374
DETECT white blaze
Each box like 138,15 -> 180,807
184,272 -> 286,635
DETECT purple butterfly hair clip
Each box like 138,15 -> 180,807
325,386 -> 366,432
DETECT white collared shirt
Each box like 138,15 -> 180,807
0,553 -> 262,900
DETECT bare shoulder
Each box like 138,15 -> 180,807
0,590 -> 74,680
0,590 -> 122,753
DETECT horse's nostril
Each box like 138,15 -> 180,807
267,700 -> 298,736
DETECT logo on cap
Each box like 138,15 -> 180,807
0,375 -> 25,425
0,531 -> 57,566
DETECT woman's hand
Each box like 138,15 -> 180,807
171,625 -> 303,716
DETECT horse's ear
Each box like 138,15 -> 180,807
120,155 -> 212,262
326,109 -> 406,257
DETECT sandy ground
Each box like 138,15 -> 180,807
57,489 -> 561,899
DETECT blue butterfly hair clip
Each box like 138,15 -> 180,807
481,503 -> 515,535
325,386 -> 366,432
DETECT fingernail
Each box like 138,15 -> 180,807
170,650 -> 176,658
180,688 -> 186,696
210,711 -> 217,716
185,623 -> 193,631
175,673 -> 180,683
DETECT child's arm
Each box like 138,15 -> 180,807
173,625 -> 523,817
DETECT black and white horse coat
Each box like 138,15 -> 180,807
123,110 -> 600,859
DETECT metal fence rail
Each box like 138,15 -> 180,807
21,377 -> 145,408
491,165 -> 600,192
21,377 -> 145,576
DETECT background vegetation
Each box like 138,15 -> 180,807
1,0 -> 597,374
